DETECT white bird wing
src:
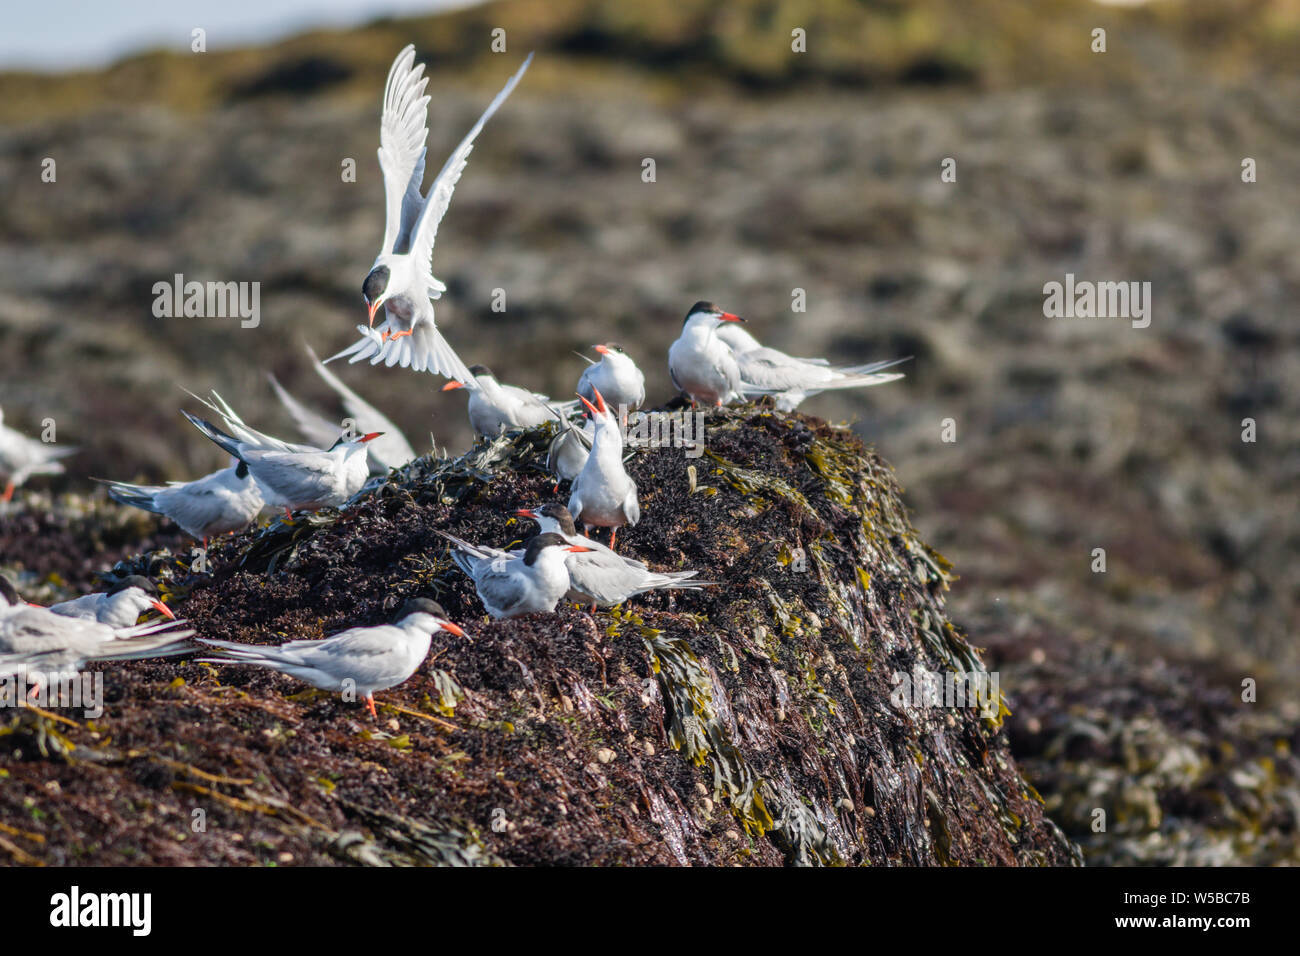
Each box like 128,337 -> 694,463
304,345 -> 417,468
378,45 -> 432,255
407,52 -> 533,276
184,389 -> 319,454
736,348 -> 839,391
474,565 -> 530,616
267,374 -> 344,451
246,449 -> 340,503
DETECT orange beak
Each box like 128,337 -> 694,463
442,380 -> 467,392
577,386 -> 608,418
566,545 -> 593,553
359,432 -> 383,443
514,508 -> 537,519
719,312 -> 745,323
593,344 -> 610,356
151,599 -> 176,620
367,297 -> 385,327
439,619 -> 466,638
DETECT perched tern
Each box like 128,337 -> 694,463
184,412 -> 380,515
577,344 -> 645,417
667,301 -> 755,407
327,46 -> 534,382
99,463 -> 264,546
269,344 -> 417,474
515,504 -> 708,608
568,387 -> 639,548
440,531 -> 591,619
0,577 -> 194,681
49,575 -> 176,630
442,365 -> 574,437
0,406 -> 77,502
196,598 -> 463,718
716,323 -> 908,411
546,415 -> 594,489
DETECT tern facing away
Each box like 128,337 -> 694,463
0,406 -> 77,501
0,577 -> 194,681
716,323 -> 908,411
667,301 -> 755,407
442,365 -> 572,437
100,463 -> 264,546
49,576 -> 176,630
516,504 -> 707,608
328,46 -> 534,383
567,387 -> 639,548
197,598 -> 464,718
441,531 -> 591,619
184,412 -> 381,515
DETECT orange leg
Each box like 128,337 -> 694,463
365,694 -> 377,718
2,481 -> 14,502
609,527 -> 617,550
284,507 -> 293,520
388,329 -> 413,341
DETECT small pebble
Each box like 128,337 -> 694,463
596,748 -> 615,764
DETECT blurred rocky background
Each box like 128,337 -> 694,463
1,0 -> 1298,863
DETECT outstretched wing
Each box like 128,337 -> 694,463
407,52 -> 533,275
378,45 -> 432,255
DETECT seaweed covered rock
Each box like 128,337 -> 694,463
0,407 -> 1080,865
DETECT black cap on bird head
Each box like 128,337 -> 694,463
684,300 -> 744,326
396,597 -> 449,622
0,575 -> 21,605
467,365 -> 495,379
522,532 -> 569,565
540,503 -> 577,535
362,266 -> 390,304
108,575 -> 157,597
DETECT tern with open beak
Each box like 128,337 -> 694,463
567,387 -> 639,549
184,411 -> 380,515
327,46 -> 533,383
667,301 -> 757,407
577,343 -> 645,417
716,323 -> 909,411
441,531 -> 592,618
515,504 -> 708,607
49,576 -> 176,630
196,598 -> 463,719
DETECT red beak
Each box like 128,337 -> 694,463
442,380 -> 467,392
594,344 -> 610,356
719,312 -> 745,323
566,545 -> 593,553
439,620 -> 466,638
151,599 -> 176,620
514,508 -> 537,518
577,394 -> 599,418
367,298 -> 384,327
359,432 -> 383,443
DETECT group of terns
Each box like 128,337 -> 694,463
0,45 -> 905,718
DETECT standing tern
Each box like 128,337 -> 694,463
440,531 -> 591,619
667,301 -> 755,407
1,579 -> 194,681
269,344 -> 417,473
577,344 -> 645,418
196,598 -> 463,718
327,46 -> 534,382
442,365 -> 574,437
99,463 -> 264,547
716,323 -> 908,411
0,406 -> 77,501
49,576 -> 176,629
515,504 -> 708,608
568,387 -> 639,548
183,412 -> 380,515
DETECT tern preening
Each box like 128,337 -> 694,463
184,411 -> 380,515
100,463 -> 264,547
269,344 -> 417,474
0,406 -> 77,502
567,387 -> 639,548
327,46 -> 534,382
0,577 -> 194,681
49,576 -> 176,630
667,301 -> 756,407
716,323 -> 908,411
515,504 -> 707,608
441,531 -> 591,619
196,598 -> 463,718
577,344 -> 646,418
442,365 -> 574,437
